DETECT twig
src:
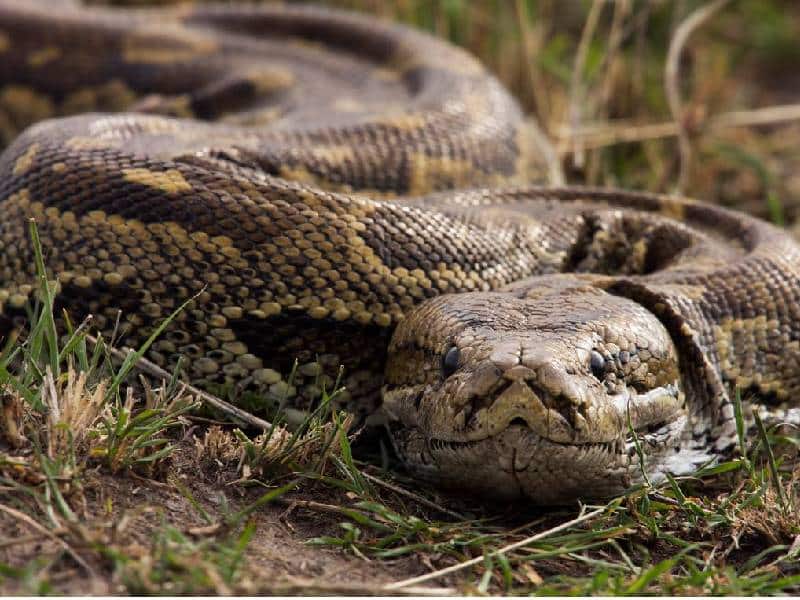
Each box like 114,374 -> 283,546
276,492 -> 462,525
664,0 -> 732,192
86,334 -> 274,432
514,0 -> 550,125
525,118 -> 565,185
562,0 -> 604,167
383,504 -> 607,590
275,497 -> 355,518
0,531 -> 55,549
361,470 -> 468,521
598,0 -> 631,119
554,103 -> 800,152
631,2 -> 651,123
587,0 -> 631,183
649,492 -> 681,508
713,103 -> 800,130
0,501 -> 96,578
272,577 -> 455,596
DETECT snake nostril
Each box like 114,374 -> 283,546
492,379 -> 514,397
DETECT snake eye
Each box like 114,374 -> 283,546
441,345 -> 460,378
589,350 -> 606,380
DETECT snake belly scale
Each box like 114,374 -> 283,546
1,1 -> 799,503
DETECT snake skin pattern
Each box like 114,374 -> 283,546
1,1 -> 799,503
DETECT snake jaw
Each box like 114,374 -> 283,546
614,382 -> 684,435
389,425 -> 636,503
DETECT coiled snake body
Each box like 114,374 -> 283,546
1,2 -> 799,503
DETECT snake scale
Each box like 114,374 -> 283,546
1,1 -> 800,504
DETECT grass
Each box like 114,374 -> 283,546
0,224 -> 356,594
112,520 -> 256,595
2,0 -> 800,595
4,245 -> 795,594
300,444 -> 800,594
4,226 -> 797,595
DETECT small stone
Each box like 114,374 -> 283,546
195,357 -> 219,374
237,353 -> 263,370
254,368 -> 282,385
269,381 -> 296,399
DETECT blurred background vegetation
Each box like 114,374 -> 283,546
317,0 -> 800,226
101,0 -> 800,227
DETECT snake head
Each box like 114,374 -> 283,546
383,278 -> 687,503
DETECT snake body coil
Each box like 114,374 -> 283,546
1,1 -> 799,503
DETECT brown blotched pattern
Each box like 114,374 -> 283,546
0,0 -> 543,415
1,1 -> 799,503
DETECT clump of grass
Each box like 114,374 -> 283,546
191,365 -> 356,489
109,519 -> 258,595
0,221 -> 374,594
0,222 -> 198,481
89,385 -> 196,475
0,222 -> 204,589
0,223 -> 383,596
0,557 -> 54,595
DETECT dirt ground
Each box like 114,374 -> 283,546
0,441 -> 438,595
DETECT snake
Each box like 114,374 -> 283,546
1,1 -> 800,504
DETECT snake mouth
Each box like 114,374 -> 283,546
403,386 -> 688,503
384,380 -> 684,500
392,423 -> 635,502
426,424 -> 626,452
424,410 -> 679,456
395,393 -> 686,504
